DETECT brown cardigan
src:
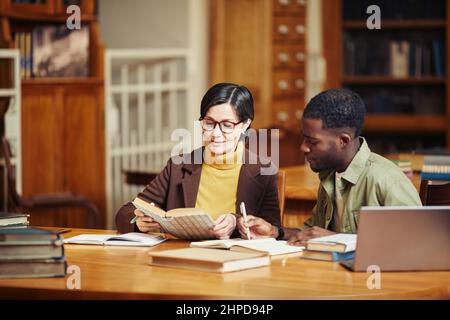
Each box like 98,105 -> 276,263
115,147 -> 281,235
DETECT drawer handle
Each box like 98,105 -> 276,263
278,52 -> 290,63
278,25 -> 289,35
295,25 -> 305,34
277,111 -> 289,122
278,0 -> 290,5
295,52 -> 305,62
278,80 -> 289,90
295,79 -> 304,89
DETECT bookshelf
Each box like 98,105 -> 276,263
0,0 -> 106,228
323,0 -> 450,153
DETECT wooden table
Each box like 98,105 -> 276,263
281,165 -> 422,227
0,228 -> 449,299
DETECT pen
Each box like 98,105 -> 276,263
56,228 -> 71,234
240,202 -> 251,240
130,202 -> 155,224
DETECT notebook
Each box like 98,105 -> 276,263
148,247 -> 270,273
132,197 -> 216,240
63,232 -> 166,247
190,238 -> 304,256
306,233 -> 357,253
301,250 -> 355,262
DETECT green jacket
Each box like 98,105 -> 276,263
303,138 -> 422,233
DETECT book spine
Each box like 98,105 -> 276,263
421,172 -> 450,181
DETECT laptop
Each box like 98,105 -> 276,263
341,206 -> 450,272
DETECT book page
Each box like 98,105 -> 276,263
190,238 -> 276,249
231,240 -> 304,255
307,233 -> 357,245
107,232 -> 166,246
63,234 -> 114,244
132,197 -> 216,240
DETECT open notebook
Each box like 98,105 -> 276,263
132,197 -> 215,240
190,238 -> 304,256
63,232 -> 166,247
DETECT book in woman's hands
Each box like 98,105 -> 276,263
190,238 -> 304,256
132,197 -> 216,240
63,232 -> 166,247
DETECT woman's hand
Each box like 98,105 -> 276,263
209,214 -> 237,240
134,209 -> 161,233
237,215 -> 277,239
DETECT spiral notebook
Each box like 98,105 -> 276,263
132,197 -> 216,240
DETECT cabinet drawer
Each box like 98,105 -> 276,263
273,44 -> 306,68
272,99 -> 304,128
273,0 -> 307,15
273,17 -> 306,41
273,72 -> 305,96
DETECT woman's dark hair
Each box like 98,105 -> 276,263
200,83 -> 254,122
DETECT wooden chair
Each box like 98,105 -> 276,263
419,179 -> 450,206
278,170 -> 286,225
1,136 -> 100,228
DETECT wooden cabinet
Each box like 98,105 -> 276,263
209,0 -> 307,132
0,0 -> 105,227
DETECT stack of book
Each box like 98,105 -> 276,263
302,234 -> 357,262
0,227 -> 66,279
421,155 -> 450,180
0,213 -> 29,229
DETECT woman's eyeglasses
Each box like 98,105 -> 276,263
199,118 -> 243,134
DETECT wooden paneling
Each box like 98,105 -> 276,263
321,0 -> 342,90
209,0 -> 272,129
21,83 -> 105,228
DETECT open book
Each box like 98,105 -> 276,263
132,197 -> 216,240
63,232 -> 166,247
190,238 -> 304,256
148,247 -> 270,273
306,233 -> 357,253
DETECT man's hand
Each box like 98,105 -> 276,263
209,214 -> 236,240
287,226 -> 335,247
237,215 -> 278,239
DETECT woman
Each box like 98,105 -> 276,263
115,83 -> 280,239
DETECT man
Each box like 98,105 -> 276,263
237,88 -> 422,246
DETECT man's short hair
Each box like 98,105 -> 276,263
303,88 -> 366,137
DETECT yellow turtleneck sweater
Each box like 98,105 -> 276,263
195,142 -> 244,220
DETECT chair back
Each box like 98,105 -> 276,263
278,170 -> 286,225
419,179 -> 450,206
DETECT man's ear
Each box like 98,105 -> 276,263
339,132 -> 352,147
